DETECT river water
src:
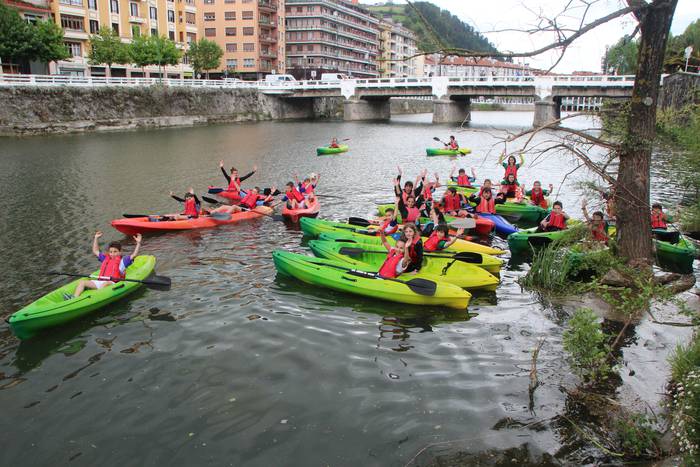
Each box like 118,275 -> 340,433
0,112 -> 696,466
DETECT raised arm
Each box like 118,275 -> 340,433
470,167 -> 477,180
130,234 -> 143,258
519,153 -> 525,166
443,228 -> 464,248
219,161 -> 231,184
92,231 -> 102,257
379,229 -> 391,251
238,166 -> 257,182
581,199 -> 591,222
170,191 -> 185,203
433,173 -> 441,189
449,164 -> 456,179
498,151 -> 505,166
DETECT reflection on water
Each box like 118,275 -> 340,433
0,112 -> 695,466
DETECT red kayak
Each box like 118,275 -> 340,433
208,186 -> 242,203
111,211 -> 264,235
473,216 -> 495,236
282,200 -> 320,219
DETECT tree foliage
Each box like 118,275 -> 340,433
666,19 -> 700,71
603,36 -> 639,75
188,39 -> 223,78
88,27 -> 129,73
0,3 -> 68,66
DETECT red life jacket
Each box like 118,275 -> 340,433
241,192 -> 259,209
378,249 -> 403,278
443,193 -> 461,212
380,219 -> 398,235
476,196 -> 495,214
591,223 -> 608,242
183,197 -> 199,217
530,188 -> 547,208
504,164 -> 518,180
404,207 -> 420,223
423,232 -> 444,252
457,174 -> 471,187
227,177 -> 241,192
651,212 -> 667,229
99,255 -> 124,281
549,212 -> 567,229
407,237 -> 422,264
422,184 -> 433,201
287,188 -> 304,203
302,182 -> 314,194
501,181 -> 518,196
448,141 -> 458,149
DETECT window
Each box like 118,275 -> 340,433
242,10 -> 254,20
168,30 -> 175,40
243,58 -> 254,67
130,3 -> 139,16
187,32 -> 196,43
89,19 -> 99,34
205,28 -> 216,37
242,0 -> 252,3
167,10 -> 174,22
88,0 -> 97,10
204,0 -> 215,3
225,27 -> 236,36
226,43 -> 237,52
150,7 -> 157,20
110,0 -> 118,13
151,28 -> 158,36
307,45 -> 313,51
60,0 -> 83,6
132,25 -> 140,37
226,59 -> 237,68
243,43 -> 254,51
204,12 -> 215,21
242,27 -> 254,36
224,0 -> 235,3
224,11 -> 235,20
186,12 -> 196,24
112,23 -> 119,34
296,45 -> 302,51
60,15 -> 84,31
64,41 -> 82,57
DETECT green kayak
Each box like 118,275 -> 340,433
9,255 -> 156,340
654,232 -> 697,274
426,148 -> 471,156
316,145 -> 349,156
273,250 -> 471,309
317,232 -> 503,274
507,222 -> 580,253
446,180 -> 479,195
309,240 -> 500,290
495,202 -> 549,224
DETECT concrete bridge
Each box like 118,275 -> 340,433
260,75 -> 637,126
0,73 -> 639,127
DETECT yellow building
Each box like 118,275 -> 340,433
377,18 -> 418,78
48,0 -> 196,77
197,0 -> 285,80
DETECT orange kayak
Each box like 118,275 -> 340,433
281,200 -> 320,219
111,211 -> 264,235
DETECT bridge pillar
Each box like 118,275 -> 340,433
533,98 -> 561,127
432,98 -> 470,124
343,98 -> 390,121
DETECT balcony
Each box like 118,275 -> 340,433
259,0 -> 277,12
259,17 -> 276,28
129,16 -> 145,23
259,34 -> 277,44
260,51 -> 277,59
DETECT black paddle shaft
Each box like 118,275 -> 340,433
48,272 -> 171,291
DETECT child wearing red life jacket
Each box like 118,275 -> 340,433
441,187 -> 467,216
397,195 -> 424,225
469,188 -> 504,214
527,181 -> 553,209
420,172 -> 440,206
219,160 -> 257,204
449,164 -> 477,187
538,201 -> 569,232
498,152 -> 525,181
329,137 -> 340,148
296,173 -> 320,196
283,181 -> 306,209
371,207 -> 399,236
170,189 -> 203,219
212,186 -> 276,214
394,166 -> 425,203
402,223 -> 424,274
424,224 -> 464,252
64,231 -> 142,300
500,174 -> 520,199
582,200 -> 609,244
444,135 -> 459,150
478,179 -> 494,197
651,203 -> 668,229
377,230 -> 411,279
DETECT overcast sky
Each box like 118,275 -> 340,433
361,0 -> 700,73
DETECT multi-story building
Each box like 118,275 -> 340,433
423,54 -> 542,79
43,0 -> 196,77
285,0 -> 379,79
1,0 -> 53,73
198,0 -> 285,80
377,18 -> 417,78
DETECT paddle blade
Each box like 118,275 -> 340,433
202,196 -> 221,205
403,278 -> 437,296
448,218 -> 476,229
123,214 -> 150,218
208,187 -> 224,194
527,236 -> 552,247
432,137 -> 441,141
143,275 -> 172,291
453,252 -> 483,263
348,217 -> 371,227
339,247 -> 368,256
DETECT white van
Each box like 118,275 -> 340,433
320,73 -> 349,82
264,74 -> 297,83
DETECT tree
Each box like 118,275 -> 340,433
188,39 -> 223,79
603,36 -> 639,75
129,35 -> 181,80
128,35 -> 155,75
0,3 -> 40,73
88,27 -> 129,77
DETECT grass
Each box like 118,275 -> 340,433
668,336 -> 700,462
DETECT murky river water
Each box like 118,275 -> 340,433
0,112 -> 696,466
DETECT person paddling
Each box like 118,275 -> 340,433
64,231 -> 142,300
219,161 -> 257,204
444,135 -> 459,150
329,137 -> 340,148
498,152 -> 525,181
449,164 -> 477,187
424,224 -> 464,252
527,181 -> 552,208
582,200 -> 609,243
378,230 -> 411,279
170,188 -> 204,219
538,201 -> 569,232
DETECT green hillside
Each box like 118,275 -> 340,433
368,2 -> 498,54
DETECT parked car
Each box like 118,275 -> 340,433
320,73 -> 349,82
264,74 -> 297,83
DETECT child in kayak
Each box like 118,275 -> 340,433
170,189 -> 203,219
449,164 -> 477,187
283,181 -> 306,209
396,194 -> 425,226
370,207 -> 399,236
469,188 -> 505,214
424,224 -> 464,252
526,181 -> 553,208
420,172 -> 440,210
441,187 -> 468,216
378,230 -> 411,279
651,203 -> 668,229
211,186 -> 276,214
64,231 -> 143,300
329,138 -> 340,148
295,173 -> 320,196
478,179 -> 494,197
498,152 -> 525,181
402,223 -> 424,274
218,161 -> 257,204
538,201 -> 569,232
499,174 -> 521,199
394,166 -> 424,203
444,135 -> 459,150
582,200 -> 609,243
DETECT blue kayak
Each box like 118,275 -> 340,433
478,213 -> 518,235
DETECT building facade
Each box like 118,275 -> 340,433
198,0 -> 285,80
285,0 -> 379,79
2,0 -> 53,73
377,18 -> 417,78
423,54 -> 541,79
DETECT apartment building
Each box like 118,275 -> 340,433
198,0 -> 285,80
2,0 -> 53,73
377,18 -> 417,78
49,0 -> 196,77
424,55 -> 541,78
285,0 -> 379,79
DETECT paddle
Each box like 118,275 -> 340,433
304,259 -> 437,296
338,247 -> 484,264
433,136 -> 448,146
497,213 -> 522,223
48,272 -> 171,291
348,216 -> 372,227
349,216 -> 476,230
203,196 -> 283,220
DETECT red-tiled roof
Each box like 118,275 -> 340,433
3,0 -> 51,12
